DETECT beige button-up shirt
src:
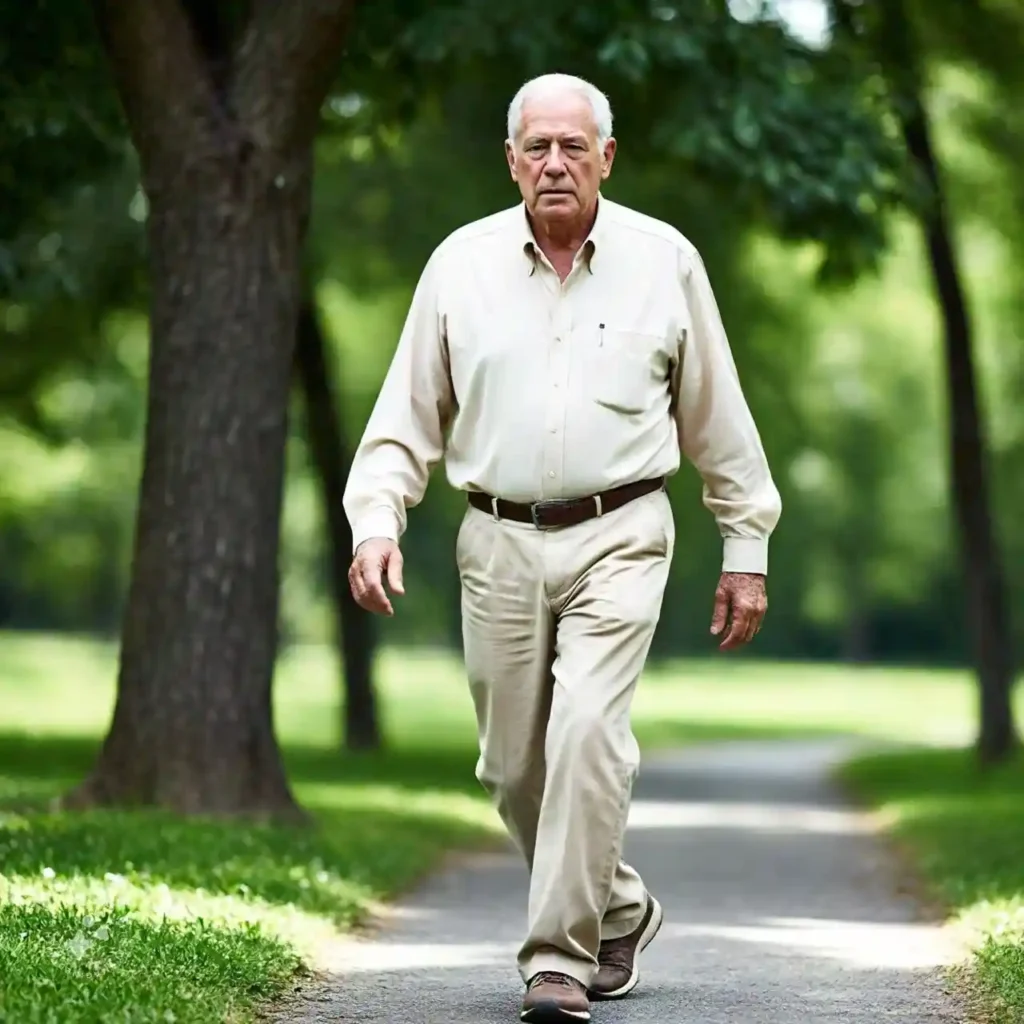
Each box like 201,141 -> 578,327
343,196 -> 781,574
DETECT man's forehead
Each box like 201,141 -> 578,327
521,123 -> 593,142
519,95 -> 597,138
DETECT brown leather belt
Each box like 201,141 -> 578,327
467,477 -> 664,530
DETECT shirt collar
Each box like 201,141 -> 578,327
519,192 -> 606,275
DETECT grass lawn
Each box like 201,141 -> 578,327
0,630 -> 1017,1022
840,748 -> 1024,1023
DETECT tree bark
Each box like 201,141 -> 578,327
879,1 -> 1017,763
295,291 -> 382,752
65,0 -> 355,817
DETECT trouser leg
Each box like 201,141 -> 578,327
457,490 -> 674,988
517,490 -> 674,986
458,507 -> 553,867
458,501 -> 648,932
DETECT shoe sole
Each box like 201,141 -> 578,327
520,1000 -> 591,1023
589,895 -> 664,1001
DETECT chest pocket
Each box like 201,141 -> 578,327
579,326 -> 669,415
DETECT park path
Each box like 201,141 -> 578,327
274,738 -> 965,1023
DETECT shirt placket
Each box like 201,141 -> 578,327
541,273 -> 576,500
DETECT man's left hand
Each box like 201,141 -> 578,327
710,572 -> 767,651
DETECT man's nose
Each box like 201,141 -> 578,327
543,145 -> 566,174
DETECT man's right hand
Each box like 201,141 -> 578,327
349,538 -> 405,616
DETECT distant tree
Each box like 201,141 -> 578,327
295,286 -> 380,751
831,0 -> 1019,763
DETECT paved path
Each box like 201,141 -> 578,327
276,738 -> 964,1023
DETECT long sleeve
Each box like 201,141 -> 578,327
674,246 -> 782,575
343,250 -> 455,553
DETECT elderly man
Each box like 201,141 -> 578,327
344,73 -> 781,1023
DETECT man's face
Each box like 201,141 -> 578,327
506,90 -> 616,228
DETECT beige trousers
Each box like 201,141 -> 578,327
455,486 -> 675,988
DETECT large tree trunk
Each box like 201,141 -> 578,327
295,291 -> 382,751
65,0 -> 355,816
879,1 -> 1017,764
68,151 -> 312,818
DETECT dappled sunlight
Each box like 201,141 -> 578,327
323,937 -> 518,974
627,798 -> 873,835
0,788 -> 495,931
0,866 -> 342,959
958,896 -> 1024,950
661,915 -> 961,969
320,912 -> 960,978
0,800 -> 377,929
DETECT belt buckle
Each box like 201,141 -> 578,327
529,499 -> 566,531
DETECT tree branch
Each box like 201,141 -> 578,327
91,0 -> 222,171
231,0 -> 357,155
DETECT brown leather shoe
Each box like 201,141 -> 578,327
589,893 -> 664,1000
520,972 -> 591,1022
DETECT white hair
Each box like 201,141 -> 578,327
506,73 -> 613,145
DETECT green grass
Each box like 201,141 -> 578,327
0,629 -> 1019,1022
0,737 -> 496,1024
840,748 -> 1024,1022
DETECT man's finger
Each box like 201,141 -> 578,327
742,613 -> 760,645
349,574 -> 374,612
360,569 -> 393,615
710,588 -> 729,635
351,560 -> 393,616
386,549 -> 405,596
745,600 -> 767,643
719,602 -> 752,650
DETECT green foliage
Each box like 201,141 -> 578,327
0,0 -> 126,293
330,0 -> 915,281
841,747 -> 1024,1021
1,0 -> 1024,664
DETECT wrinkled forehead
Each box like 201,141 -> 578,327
517,92 -> 599,143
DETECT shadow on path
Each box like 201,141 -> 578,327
273,738 -> 964,1023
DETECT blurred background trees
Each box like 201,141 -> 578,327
0,0 -> 1021,804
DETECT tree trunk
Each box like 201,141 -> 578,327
295,292 -> 382,751
66,148 -> 313,818
65,0 -> 356,816
880,1 -> 1017,763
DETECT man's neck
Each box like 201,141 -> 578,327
529,201 -> 598,262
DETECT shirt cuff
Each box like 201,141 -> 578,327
351,507 -> 401,554
722,536 -> 769,575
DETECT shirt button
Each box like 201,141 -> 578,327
548,471 -> 555,478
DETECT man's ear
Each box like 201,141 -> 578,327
505,139 -> 518,181
601,137 -> 617,179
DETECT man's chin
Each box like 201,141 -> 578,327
533,194 -> 579,218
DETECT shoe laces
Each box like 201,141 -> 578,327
532,972 -> 582,990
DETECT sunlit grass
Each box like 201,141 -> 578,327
0,632 -> 505,1022
841,748 -> 1024,1022
0,738 -> 499,1023
0,629 -> 1017,1021
0,630 -> 997,749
